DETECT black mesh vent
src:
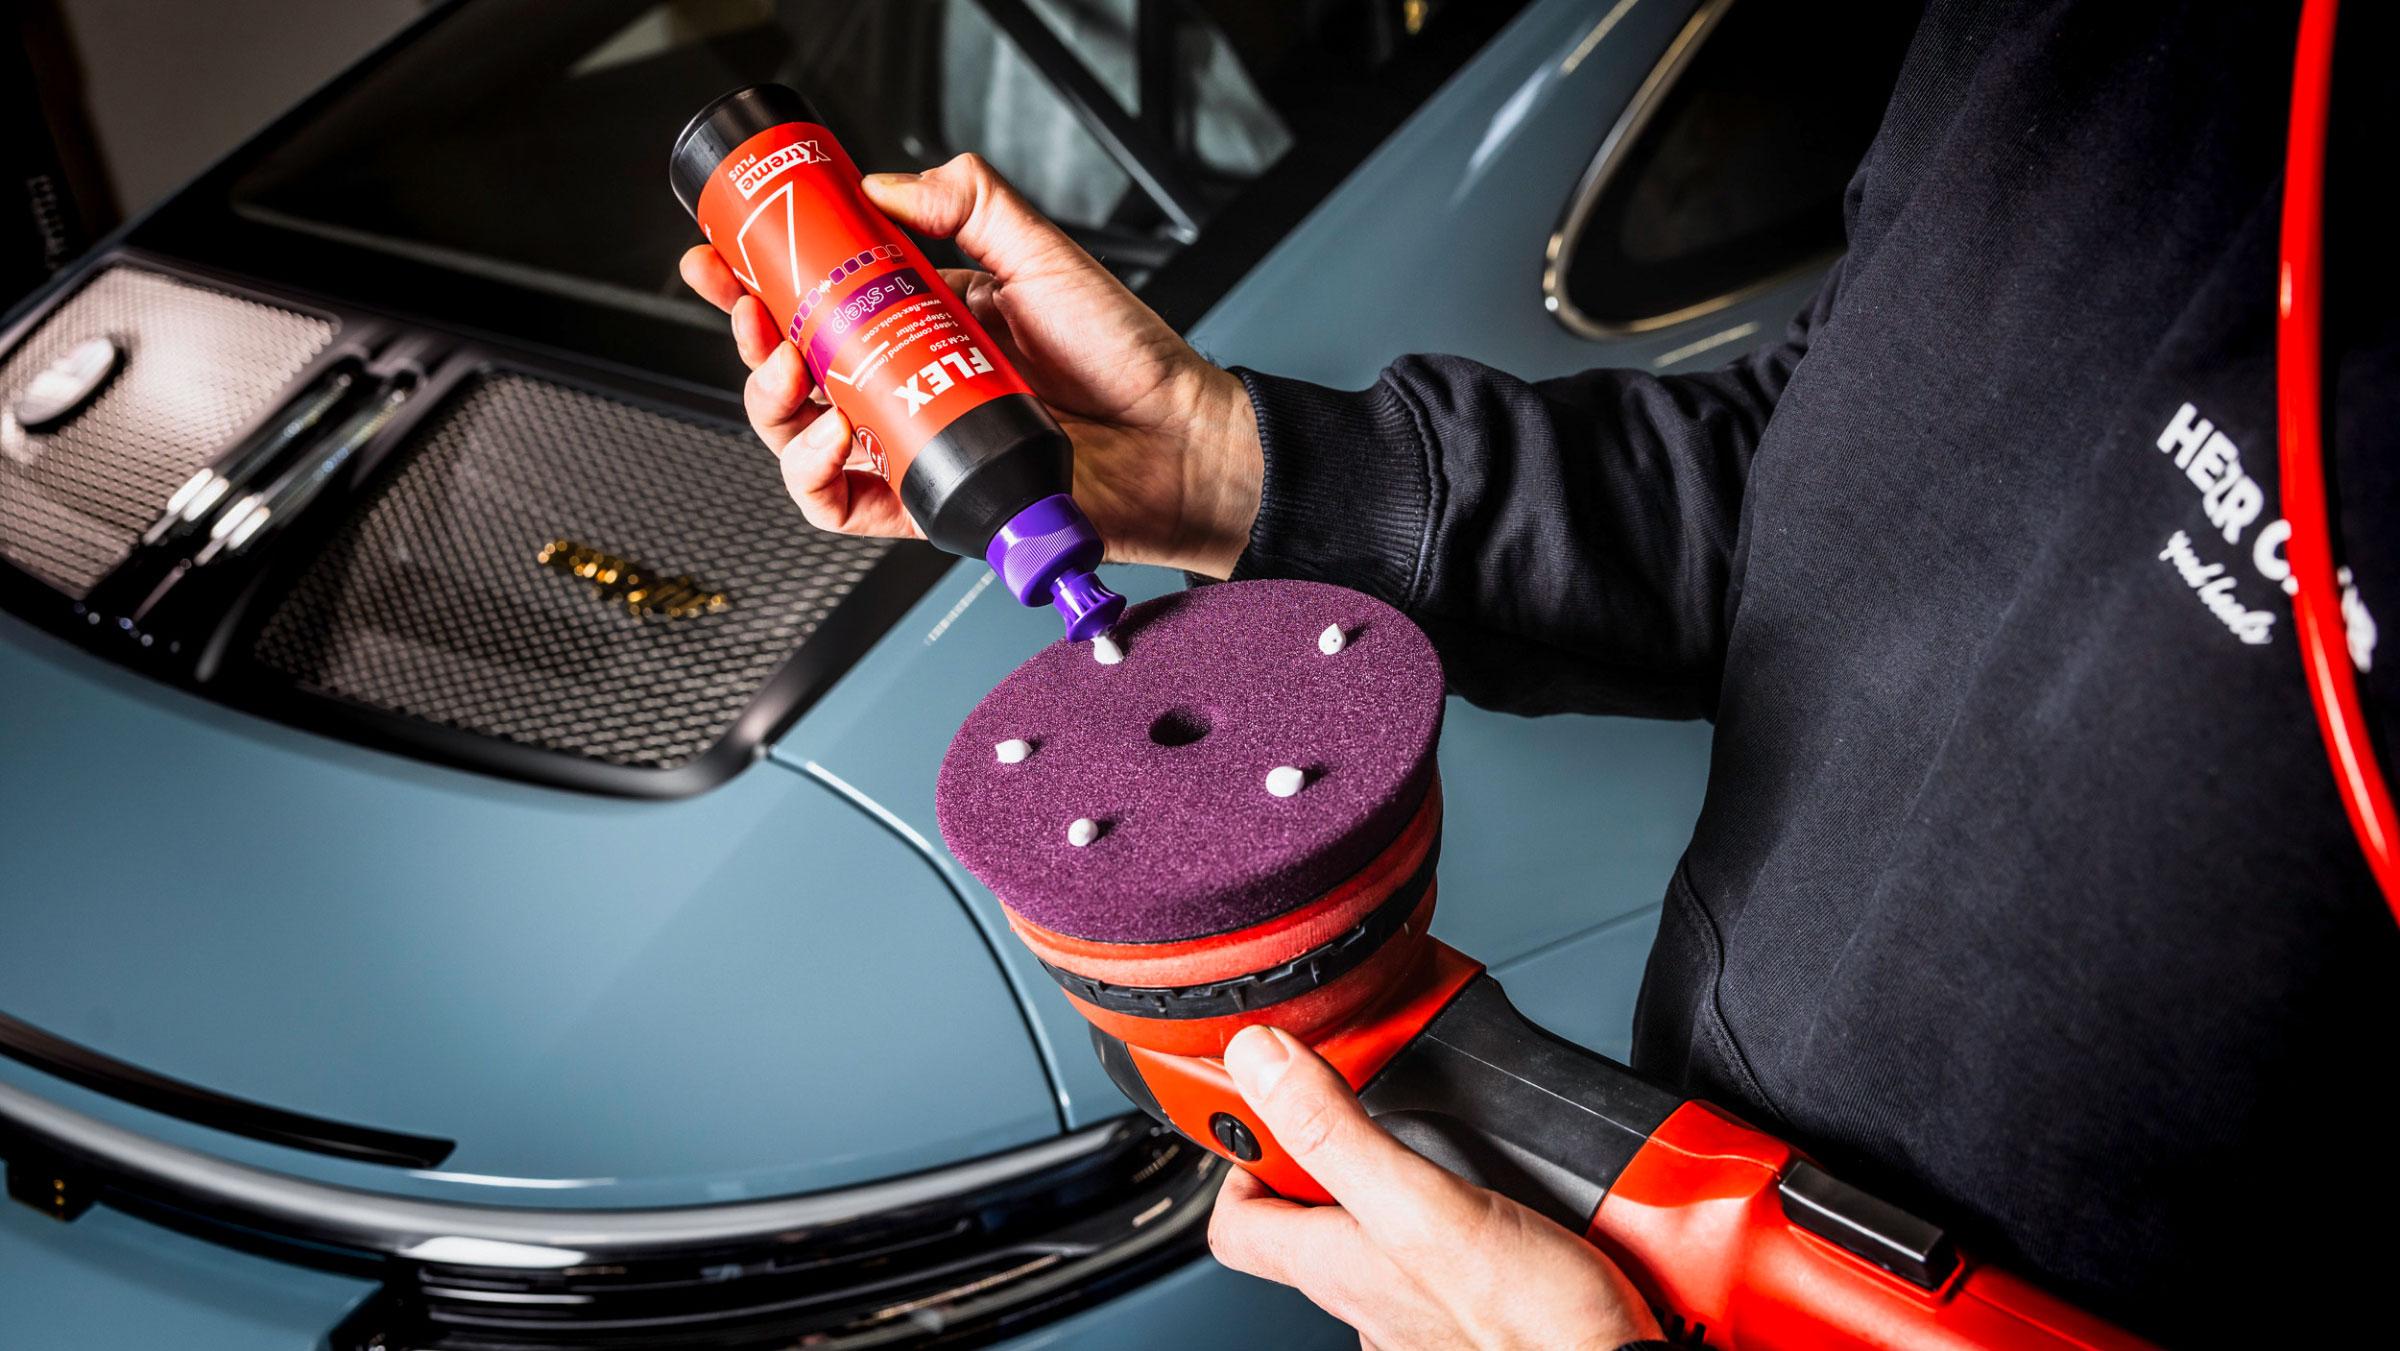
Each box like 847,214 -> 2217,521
253,373 -> 894,771
0,268 -> 335,596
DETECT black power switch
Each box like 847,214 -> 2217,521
1209,1112 -> 1263,1162
1778,1161 -> 1958,1290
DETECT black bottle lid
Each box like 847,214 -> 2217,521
669,83 -> 826,217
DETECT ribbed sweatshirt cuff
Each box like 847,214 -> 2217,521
1227,367 -> 1432,609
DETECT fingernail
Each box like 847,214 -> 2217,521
803,412 -> 848,454
1223,1025 -> 1291,1099
862,171 -> 918,189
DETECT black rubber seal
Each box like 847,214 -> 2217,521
1035,831 -> 1441,1021
669,84 -> 825,216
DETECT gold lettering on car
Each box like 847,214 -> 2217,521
536,539 -> 729,619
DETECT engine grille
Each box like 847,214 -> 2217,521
253,372 -> 894,771
0,267 -> 335,597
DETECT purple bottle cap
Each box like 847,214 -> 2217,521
985,494 -> 1126,641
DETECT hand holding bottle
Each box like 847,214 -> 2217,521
680,151 -> 1263,580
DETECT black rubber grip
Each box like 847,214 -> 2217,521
1356,976 -> 1682,1232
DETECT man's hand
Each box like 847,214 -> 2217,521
1208,1025 -> 1664,1351
678,152 -> 1262,577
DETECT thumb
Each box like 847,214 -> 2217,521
864,153 -> 1085,283
1222,1026 -> 1481,1248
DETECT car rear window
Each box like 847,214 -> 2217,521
229,0 -> 1515,324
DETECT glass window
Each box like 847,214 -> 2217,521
1550,0 -> 1912,336
227,0 -> 1488,325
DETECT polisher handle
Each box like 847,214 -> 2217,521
1353,974 -> 2153,1351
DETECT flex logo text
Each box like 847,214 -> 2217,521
894,346 -> 997,417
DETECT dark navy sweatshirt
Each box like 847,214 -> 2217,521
1230,2 -> 2396,1341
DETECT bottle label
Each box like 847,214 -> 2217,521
693,122 -> 1032,488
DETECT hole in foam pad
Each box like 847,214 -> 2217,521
1147,706 -> 1213,748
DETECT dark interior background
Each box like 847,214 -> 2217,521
5,0 -> 422,308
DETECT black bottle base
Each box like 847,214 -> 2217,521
900,393 -> 1074,560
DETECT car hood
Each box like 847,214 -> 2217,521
0,613 -> 1057,1208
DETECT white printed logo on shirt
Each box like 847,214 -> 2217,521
2148,401 -> 2376,671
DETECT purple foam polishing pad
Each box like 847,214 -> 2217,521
937,579 -> 1445,945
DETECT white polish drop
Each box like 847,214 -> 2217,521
1067,817 -> 1101,847
1318,624 -> 1346,656
995,738 -> 1032,765
1091,634 -> 1124,666
1265,766 -> 1306,798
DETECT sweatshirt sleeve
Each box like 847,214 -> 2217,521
1228,262 -> 1838,719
